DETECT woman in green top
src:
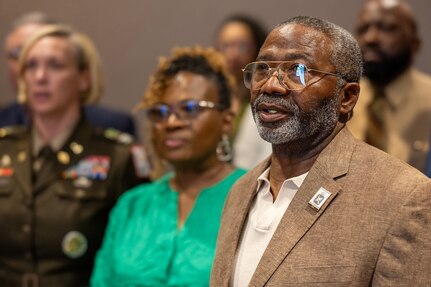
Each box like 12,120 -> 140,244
91,46 -> 247,287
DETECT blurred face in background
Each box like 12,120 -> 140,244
216,21 -> 257,81
22,36 -> 89,118
356,0 -> 419,84
151,71 -> 230,169
5,23 -> 45,90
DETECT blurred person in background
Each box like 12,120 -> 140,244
1,11 -> 137,135
348,0 -> 431,173
0,24 -> 150,287
215,15 -> 271,169
91,46 -> 246,287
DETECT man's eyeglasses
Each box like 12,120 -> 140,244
242,61 -> 342,91
146,99 -> 225,124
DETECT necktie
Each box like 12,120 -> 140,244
365,88 -> 388,151
33,145 -> 56,187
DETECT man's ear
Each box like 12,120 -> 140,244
411,35 -> 421,55
339,82 -> 360,118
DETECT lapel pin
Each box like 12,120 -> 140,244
308,187 -> 331,211
57,151 -> 70,165
70,142 -> 84,155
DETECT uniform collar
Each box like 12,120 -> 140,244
32,117 -> 80,157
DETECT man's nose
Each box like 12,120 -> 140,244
260,71 -> 287,95
361,26 -> 381,44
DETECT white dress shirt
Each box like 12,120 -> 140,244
232,168 -> 308,287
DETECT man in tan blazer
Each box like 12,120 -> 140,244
211,16 -> 431,286
347,0 -> 431,173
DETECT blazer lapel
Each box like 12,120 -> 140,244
213,159 -> 271,286
249,128 -> 356,286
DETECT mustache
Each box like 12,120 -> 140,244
253,93 -> 301,113
361,46 -> 386,59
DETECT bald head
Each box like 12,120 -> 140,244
362,0 -> 417,32
356,0 -> 420,85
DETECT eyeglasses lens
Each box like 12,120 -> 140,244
243,62 -> 309,90
147,100 -> 203,123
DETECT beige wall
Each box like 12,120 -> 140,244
1,0 -> 430,113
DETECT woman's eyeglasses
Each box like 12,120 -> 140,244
242,61 -> 342,91
146,99 -> 225,124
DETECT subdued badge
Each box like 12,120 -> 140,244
62,231 -> 88,259
308,187 -> 331,211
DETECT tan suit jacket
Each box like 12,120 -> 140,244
211,127 -> 431,287
347,68 -> 431,173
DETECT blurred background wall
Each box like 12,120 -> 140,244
1,0 -> 430,112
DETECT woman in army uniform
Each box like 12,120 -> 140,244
0,25 -> 149,287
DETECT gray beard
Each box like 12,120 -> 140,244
251,93 -> 339,145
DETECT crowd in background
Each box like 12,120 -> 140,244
0,0 -> 430,286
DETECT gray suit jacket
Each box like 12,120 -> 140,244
211,127 -> 431,287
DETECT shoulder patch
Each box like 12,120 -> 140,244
0,126 -> 27,138
102,128 -> 133,145
103,128 -> 121,140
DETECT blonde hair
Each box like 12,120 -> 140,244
17,24 -> 104,104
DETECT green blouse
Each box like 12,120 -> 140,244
90,168 -> 246,287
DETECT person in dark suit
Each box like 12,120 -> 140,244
1,11 -> 136,136
211,16 -> 431,286
0,24 -> 150,287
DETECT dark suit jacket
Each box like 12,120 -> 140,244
0,102 -> 136,136
211,127 -> 431,287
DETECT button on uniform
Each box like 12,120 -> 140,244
22,224 -> 31,233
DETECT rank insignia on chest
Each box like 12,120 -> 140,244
62,155 -> 110,180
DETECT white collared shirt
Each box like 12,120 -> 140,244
232,168 -> 308,287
